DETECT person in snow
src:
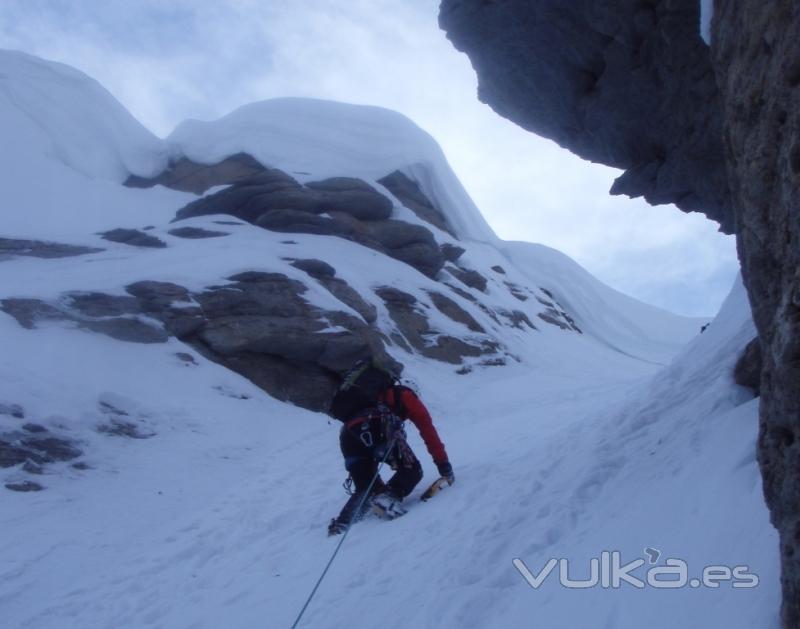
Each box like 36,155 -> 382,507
326,357 -> 454,535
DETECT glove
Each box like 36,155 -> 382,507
437,460 -> 455,485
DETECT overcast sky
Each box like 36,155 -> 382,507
0,0 -> 739,317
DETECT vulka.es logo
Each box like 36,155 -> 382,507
512,548 -> 759,590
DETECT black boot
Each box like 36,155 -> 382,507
328,490 -> 373,536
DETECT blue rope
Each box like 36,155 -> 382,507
290,440 -> 396,629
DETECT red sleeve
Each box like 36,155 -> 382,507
400,389 -> 448,464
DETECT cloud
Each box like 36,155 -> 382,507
0,0 -> 740,317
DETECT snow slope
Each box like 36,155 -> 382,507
504,241 -> 705,364
0,50 -> 188,241
0,49 -> 167,181
0,50 -> 777,628
0,276 -> 777,629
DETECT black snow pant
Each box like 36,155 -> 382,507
335,423 -> 423,525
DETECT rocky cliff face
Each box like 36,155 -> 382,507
439,0 -> 800,623
439,0 -> 732,231
713,4 -> 800,626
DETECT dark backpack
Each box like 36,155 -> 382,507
329,358 -> 400,422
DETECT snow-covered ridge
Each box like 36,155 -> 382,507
504,241 -> 705,364
0,49 -> 167,181
0,48 -> 701,366
0,47 -> 495,244
168,98 -> 497,243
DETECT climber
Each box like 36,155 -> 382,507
326,357 -> 454,535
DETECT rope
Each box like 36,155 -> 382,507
290,439 -> 396,629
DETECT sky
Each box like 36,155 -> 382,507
0,0 -> 739,317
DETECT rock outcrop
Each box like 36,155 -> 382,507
170,165 -> 444,278
0,238 -> 103,260
440,0 -> 800,622
446,264 -> 488,292
1,296 -> 169,343
187,271 -> 392,411
1,276 -> 387,411
167,227 -> 229,239
0,397 -> 163,491
1,266 -> 512,411
124,152 -> 268,195
377,170 -> 454,235
439,0 -> 733,231
1,420 -> 83,487
374,286 -> 495,363
288,258 -> 378,324
100,228 -> 167,249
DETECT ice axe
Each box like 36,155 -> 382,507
420,475 -> 453,501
